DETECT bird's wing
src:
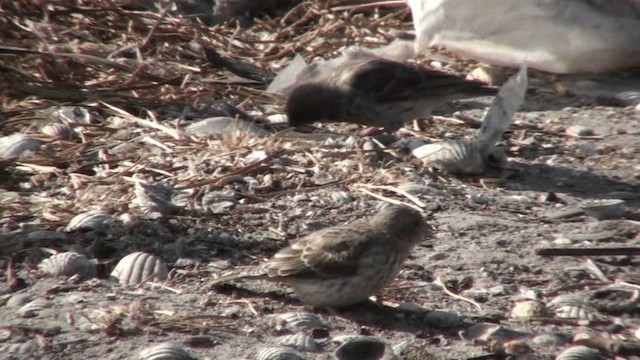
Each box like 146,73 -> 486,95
344,58 -> 484,101
264,225 -> 381,279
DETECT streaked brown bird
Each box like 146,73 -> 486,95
210,205 -> 428,307
286,49 -> 496,132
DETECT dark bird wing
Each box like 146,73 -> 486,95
344,58 -> 494,102
264,225 -> 382,279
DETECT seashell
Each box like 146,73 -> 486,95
587,285 -> 640,313
41,123 -> 74,140
135,182 -> 182,216
412,139 -> 485,174
578,199 -> 625,220
65,210 -> 113,232
511,300 -> 549,319
334,336 -> 387,360
139,342 -> 194,360
555,345 -> 605,360
38,252 -> 96,279
49,106 -> 97,124
266,312 -> 326,332
0,340 -> 42,358
276,333 -> 319,352
460,323 -> 532,343
255,346 -> 306,360
110,252 -> 168,286
0,133 -> 41,159
17,299 -> 50,318
6,293 -> 31,308
184,116 -> 271,138
548,294 -> 600,320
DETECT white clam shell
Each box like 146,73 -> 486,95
413,140 -> 485,174
548,294 -> 600,320
65,210 -> 113,231
111,252 -> 168,286
38,252 -> 96,279
17,299 -> 50,318
276,333 -> 319,352
0,133 -> 41,159
555,345 -> 605,360
267,312 -> 326,332
255,347 -> 306,360
41,123 -> 74,140
139,342 -> 194,360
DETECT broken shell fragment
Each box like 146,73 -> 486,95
276,334 -> 319,352
578,199 -> 625,220
38,252 -> 96,279
41,123 -> 75,140
110,252 -> 168,286
266,312 -> 327,332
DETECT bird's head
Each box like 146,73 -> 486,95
286,83 -> 344,127
374,204 -> 430,246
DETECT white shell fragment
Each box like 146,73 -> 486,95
139,342 -> 194,360
185,116 -> 271,138
414,67 -> 528,174
0,133 -> 41,159
255,347 -> 306,360
548,294 -> 600,320
266,312 -> 326,332
276,334 -> 320,352
65,210 -> 114,232
49,106 -> 97,124
511,300 -> 549,319
38,252 -> 96,279
578,199 -> 625,220
41,123 -> 75,140
111,252 -> 168,286
413,140 -> 484,174
17,299 -> 50,318
555,345 -> 605,360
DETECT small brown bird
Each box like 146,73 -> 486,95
286,49 -> 496,132
210,205 -> 428,307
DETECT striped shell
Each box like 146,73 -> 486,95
412,139 -> 485,174
267,312 -> 326,332
111,252 -> 168,286
0,133 -> 41,159
555,346 -> 605,360
548,294 -> 600,320
38,252 -> 96,279
255,347 -> 306,360
276,334 -> 319,352
139,342 -> 194,360
41,123 -> 75,140
17,299 -> 50,318
65,210 -> 113,231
